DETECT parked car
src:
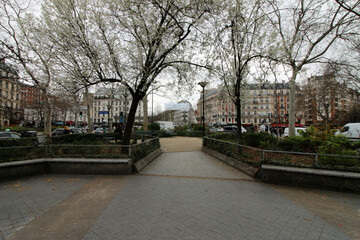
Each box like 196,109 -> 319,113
0,131 -> 21,140
21,130 -> 37,137
52,128 -> 83,136
283,127 -> 306,137
93,128 -> 104,134
335,123 -> 360,141
223,125 -> 247,133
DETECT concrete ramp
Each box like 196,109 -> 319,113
159,137 -> 202,152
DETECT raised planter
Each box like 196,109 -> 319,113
259,165 -> 360,193
133,148 -> 162,172
0,158 -> 132,181
202,146 -> 260,178
203,146 -> 360,193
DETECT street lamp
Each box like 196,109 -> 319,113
123,90 -> 129,125
198,81 -> 208,137
107,104 -> 111,131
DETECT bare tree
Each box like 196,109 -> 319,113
0,0 -> 57,137
335,0 -> 360,17
265,0 -> 357,136
41,0 -> 212,145
207,0 -> 268,144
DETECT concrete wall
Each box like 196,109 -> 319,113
203,146 -> 360,193
0,158 -> 132,181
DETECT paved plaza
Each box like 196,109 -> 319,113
0,137 -> 359,239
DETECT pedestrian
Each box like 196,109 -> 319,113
114,125 -> 123,143
64,125 -> 70,134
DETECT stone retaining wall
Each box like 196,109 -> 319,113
0,158 -> 132,181
203,146 -> 360,193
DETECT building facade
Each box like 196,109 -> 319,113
0,60 -> 22,127
92,87 -> 143,126
304,75 -> 359,125
197,82 -> 300,128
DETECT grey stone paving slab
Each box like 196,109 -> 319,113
0,174 -> 94,240
140,151 -> 252,180
82,175 -> 352,240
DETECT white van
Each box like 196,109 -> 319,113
336,123 -> 360,141
223,125 -> 247,133
283,127 -> 306,137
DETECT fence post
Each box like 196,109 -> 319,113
49,145 -> 52,157
86,146 -> 89,157
315,154 -> 318,166
260,150 -> 265,162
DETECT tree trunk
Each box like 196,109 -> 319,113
85,86 -> 93,132
289,68 -> 297,137
143,94 -> 148,131
122,96 -> 141,146
235,97 -> 242,145
44,98 -> 52,139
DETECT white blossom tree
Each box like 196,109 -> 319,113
42,0 -> 212,145
206,0 -> 269,144
264,0 -> 357,136
0,0 -> 56,137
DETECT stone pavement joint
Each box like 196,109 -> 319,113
8,176 -> 128,240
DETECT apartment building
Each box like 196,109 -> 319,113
0,60 -> 22,126
304,75 -> 359,125
92,87 -> 143,125
197,82 -> 302,127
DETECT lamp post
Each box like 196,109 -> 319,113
198,82 -> 208,137
107,104 -> 111,132
123,91 -> 128,125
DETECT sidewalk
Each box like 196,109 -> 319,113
0,136 -> 359,240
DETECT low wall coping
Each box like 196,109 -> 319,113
0,158 -> 132,168
262,164 -> 360,179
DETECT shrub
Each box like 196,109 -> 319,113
242,132 -> 277,148
301,125 -> 337,140
208,132 -> 237,141
148,122 -> 160,131
277,136 -> 321,152
156,130 -> 177,138
0,137 -> 38,147
49,133 -> 104,145
174,126 -> 189,136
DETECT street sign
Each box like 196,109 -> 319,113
99,111 -> 109,114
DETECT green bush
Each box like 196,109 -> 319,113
351,141 -> 360,150
208,132 -> 237,141
277,136 -> 321,152
174,126 -> 188,136
49,133 -> 105,145
0,137 -> 38,147
156,130 -> 176,138
242,132 -> 277,148
148,122 -> 160,131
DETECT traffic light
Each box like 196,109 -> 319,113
120,111 -> 123,118
80,112 -> 83,117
